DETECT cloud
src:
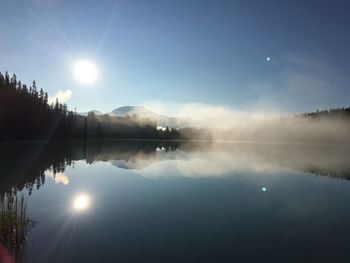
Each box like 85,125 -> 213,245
48,89 -> 72,104
143,100 -> 282,129
142,98 -> 350,143
139,151 -> 288,179
141,100 -> 182,117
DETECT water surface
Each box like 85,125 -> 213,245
1,140 -> 350,263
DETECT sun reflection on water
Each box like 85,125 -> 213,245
72,193 -> 91,211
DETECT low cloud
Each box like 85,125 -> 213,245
48,89 -> 72,104
143,99 -> 350,143
143,100 -> 283,129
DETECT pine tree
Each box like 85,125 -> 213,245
10,74 -> 17,89
4,71 -> 10,85
32,81 -> 38,98
55,98 -> 59,112
0,72 -> 4,88
22,84 -> 28,94
39,88 -> 44,103
44,92 -> 48,105
17,80 -> 22,91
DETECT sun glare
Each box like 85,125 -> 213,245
73,60 -> 98,84
72,193 -> 91,211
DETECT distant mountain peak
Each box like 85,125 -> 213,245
77,105 -> 192,128
78,109 -> 103,116
109,106 -> 157,119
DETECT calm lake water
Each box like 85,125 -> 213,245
1,140 -> 350,263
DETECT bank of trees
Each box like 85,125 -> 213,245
299,107 -> 350,119
0,71 -> 74,141
0,72 -> 183,141
84,111 -> 181,140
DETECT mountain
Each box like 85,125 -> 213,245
109,106 -> 192,128
109,106 -> 157,119
78,106 -> 193,128
78,110 -> 104,117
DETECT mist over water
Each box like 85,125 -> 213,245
1,140 -> 350,193
144,102 -> 350,142
139,142 -> 350,179
211,117 -> 350,142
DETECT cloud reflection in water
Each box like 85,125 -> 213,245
46,170 -> 69,185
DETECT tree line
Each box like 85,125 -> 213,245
0,71 -> 74,140
0,72 -> 198,141
298,107 -> 350,119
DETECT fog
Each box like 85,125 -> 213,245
144,102 -> 350,143
212,116 -> 350,143
138,142 -> 350,179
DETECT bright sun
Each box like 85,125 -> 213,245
73,60 -> 98,84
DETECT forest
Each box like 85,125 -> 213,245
298,108 -> 350,118
0,72 -> 207,141
0,72 -> 74,140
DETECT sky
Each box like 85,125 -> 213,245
1,0 -> 350,115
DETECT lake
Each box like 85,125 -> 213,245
1,140 -> 350,263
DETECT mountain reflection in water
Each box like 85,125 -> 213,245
0,140 -> 349,194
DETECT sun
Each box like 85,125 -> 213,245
73,60 -> 98,84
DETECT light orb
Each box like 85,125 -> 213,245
72,194 -> 91,211
266,57 -> 271,62
73,60 -> 98,84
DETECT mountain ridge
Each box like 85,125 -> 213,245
79,106 -> 192,128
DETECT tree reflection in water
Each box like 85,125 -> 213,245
0,140 -> 350,196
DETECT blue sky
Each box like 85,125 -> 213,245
1,0 -> 350,114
